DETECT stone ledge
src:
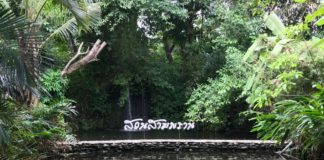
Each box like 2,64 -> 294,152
58,139 -> 283,154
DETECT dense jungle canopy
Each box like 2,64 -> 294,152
0,0 -> 323,159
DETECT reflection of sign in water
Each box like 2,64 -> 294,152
124,119 -> 195,131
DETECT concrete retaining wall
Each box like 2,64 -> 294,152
59,139 -> 283,154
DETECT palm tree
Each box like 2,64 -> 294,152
0,0 -> 101,150
0,1 -> 31,151
0,1 -> 35,103
0,0 -> 101,103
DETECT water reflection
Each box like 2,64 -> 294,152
67,151 -> 285,160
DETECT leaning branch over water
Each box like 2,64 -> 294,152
61,39 -> 107,76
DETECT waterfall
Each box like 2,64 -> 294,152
126,87 -> 132,120
141,88 -> 146,121
124,86 -> 148,121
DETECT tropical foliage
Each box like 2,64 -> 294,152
0,69 -> 76,159
185,2 -> 261,128
0,0 -> 323,159
243,10 -> 324,158
0,0 -> 97,158
252,85 -> 324,158
186,1 -> 324,158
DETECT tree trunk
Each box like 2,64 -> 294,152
163,37 -> 175,63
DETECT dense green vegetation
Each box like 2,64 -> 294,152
0,0 -> 323,159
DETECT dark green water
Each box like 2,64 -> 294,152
77,130 -> 257,140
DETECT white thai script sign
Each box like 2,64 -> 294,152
124,119 -> 195,131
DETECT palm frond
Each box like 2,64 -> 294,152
0,2 -> 28,39
54,0 -> 101,31
0,2 -> 42,103
46,1 -> 101,42
47,18 -> 78,41
0,43 -> 38,101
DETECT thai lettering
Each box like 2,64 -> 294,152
123,119 -> 195,131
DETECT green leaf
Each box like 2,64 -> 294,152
294,0 -> 307,3
311,38 -> 324,50
315,16 -> 324,26
53,0 -> 101,32
264,13 -> 286,37
244,36 -> 264,62
313,84 -> 323,90
305,5 -> 324,23
270,39 -> 291,56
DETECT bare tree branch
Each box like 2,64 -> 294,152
61,39 -> 107,76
